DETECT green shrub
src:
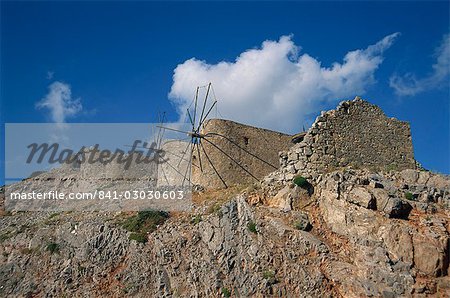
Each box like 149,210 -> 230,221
262,270 -> 277,285
263,270 -> 275,279
19,247 -> 33,255
0,231 -> 13,242
207,203 -> 223,216
48,212 -> 60,220
404,192 -> 414,201
221,287 -> 231,297
191,215 -> 202,225
294,220 -> 312,231
122,210 -> 169,234
247,221 -> 257,234
122,210 -> 169,244
129,232 -> 147,243
386,163 -> 398,172
46,242 -> 60,254
293,175 -> 308,188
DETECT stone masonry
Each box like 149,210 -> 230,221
265,97 -> 416,190
192,119 -> 293,189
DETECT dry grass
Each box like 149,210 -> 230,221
193,183 -> 254,214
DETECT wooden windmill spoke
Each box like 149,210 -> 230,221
195,142 -> 203,172
156,125 -> 193,135
187,109 -> 195,127
156,112 -> 167,147
177,140 -> 193,168
198,83 -> 211,130
159,162 -> 170,185
202,138 -> 259,181
182,142 -> 194,186
162,137 -> 191,145
163,149 -> 199,169
193,86 -> 199,128
200,142 -> 227,188
197,100 -> 217,132
205,132 -> 277,169
124,136 -> 190,152
161,157 -> 193,186
157,137 -> 197,166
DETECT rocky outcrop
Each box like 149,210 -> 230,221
1,167 -> 449,297
0,196 -> 331,297
263,167 -> 450,296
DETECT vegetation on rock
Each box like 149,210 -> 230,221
293,175 -> 308,188
122,210 -> 169,242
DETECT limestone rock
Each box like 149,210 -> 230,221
378,224 -> 413,265
347,186 -> 376,209
413,234 -> 449,277
381,197 -> 412,219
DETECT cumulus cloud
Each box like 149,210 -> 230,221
169,33 -> 399,133
36,81 -> 82,123
390,34 -> 450,96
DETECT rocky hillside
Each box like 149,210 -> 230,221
1,167 -> 449,297
1,98 -> 449,297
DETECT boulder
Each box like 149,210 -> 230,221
292,211 -> 312,231
347,187 -> 376,209
400,169 -> 419,184
378,224 -> 413,265
413,234 -> 449,277
268,186 -> 293,212
381,197 -> 412,219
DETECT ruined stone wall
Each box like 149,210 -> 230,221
265,97 -> 416,191
193,119 -> 293,189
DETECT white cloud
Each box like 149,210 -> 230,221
390,34 -> 450,96
36,81 -> 82,123
169,33 -> 399,133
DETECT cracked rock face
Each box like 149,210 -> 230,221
1,167 -> 449,297
0,195 -> 331,297
315,169 -> 449,296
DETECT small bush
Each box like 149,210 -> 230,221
247,221 -> 257,234
207,203 -> 222,216
46,242 -> 60,254
221,287 -> 231,297
294,220 -> 312,231
191,215 -> 202,225
404,192 -> 414,201
263,270 -> 275,279
19,247 -> 34,255
129,232 -> 147,243
263,270 -> 278,285
293,175 -> 308,188
386,163 -> 398,172
122,210 -> 168,244
48,213 -> 60,220
122,209 -> 169,234
0,232 -> 13,242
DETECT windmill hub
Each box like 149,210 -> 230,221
188,131 -> 205,139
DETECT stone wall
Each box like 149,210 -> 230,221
264,97 -> 416,191
192,119 -> 293,189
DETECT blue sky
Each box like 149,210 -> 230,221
1,1 -> 449,182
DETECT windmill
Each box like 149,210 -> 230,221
157,83 -> 284,189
